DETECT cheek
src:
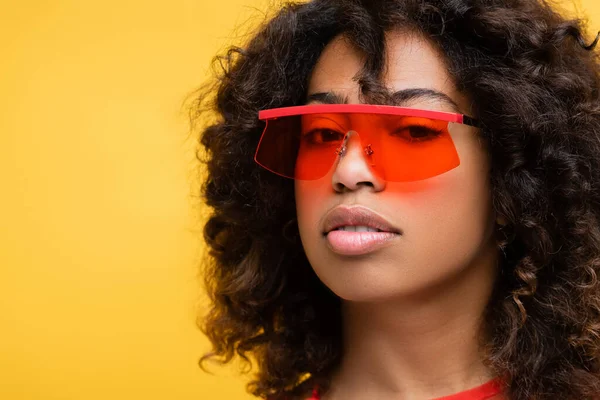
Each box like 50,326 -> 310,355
396,140 -> 494,261
295,179 -> 328,237
404,173 -> 492,242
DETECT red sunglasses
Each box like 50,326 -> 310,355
255,104 -> 479,182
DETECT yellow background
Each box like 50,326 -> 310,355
1,1 -> 598,399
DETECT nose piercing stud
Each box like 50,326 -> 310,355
335,144 -> 375,157
335,146 -> 347,157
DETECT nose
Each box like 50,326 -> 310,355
331,131 -> 386,193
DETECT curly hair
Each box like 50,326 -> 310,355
191,0 -> 600,398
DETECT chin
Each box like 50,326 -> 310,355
330,285 -> 417,303
312,267 -> 420,303
311,257 -> 472,305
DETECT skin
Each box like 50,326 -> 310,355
295,31 -> 501,399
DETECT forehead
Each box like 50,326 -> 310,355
307,30 -> 470,112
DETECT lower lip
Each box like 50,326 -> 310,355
325,230 -> 399,256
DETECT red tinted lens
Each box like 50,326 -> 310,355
255,113 -> 460,181
368,116 -> 459,181
255,114 -> 343,180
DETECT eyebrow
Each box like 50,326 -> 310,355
306,88 -> 461,112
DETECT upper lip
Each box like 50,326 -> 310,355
322,205 -> 401,235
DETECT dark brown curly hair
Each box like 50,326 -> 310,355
191,0 -> 600,398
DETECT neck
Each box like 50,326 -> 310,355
325,244 -> 498,400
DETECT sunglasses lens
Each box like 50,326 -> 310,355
254,115 -> 343,180
374,117 -> 459,181
255,113 -> 460,181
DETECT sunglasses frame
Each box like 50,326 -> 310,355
255,104 -> 480,181
258,104 -> 479,127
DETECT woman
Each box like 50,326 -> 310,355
193,0 -> 600,398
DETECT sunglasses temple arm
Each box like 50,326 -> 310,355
462,115 -> 480,128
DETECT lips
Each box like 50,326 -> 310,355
322,205 -> 401,256
322,205 -> 401,235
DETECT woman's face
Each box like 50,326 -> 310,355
295,31 -> 498,302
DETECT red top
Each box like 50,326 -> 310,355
307,377 -> 505,400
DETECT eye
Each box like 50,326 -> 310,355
302,128 -> 345,145
392,124 -> 444,142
